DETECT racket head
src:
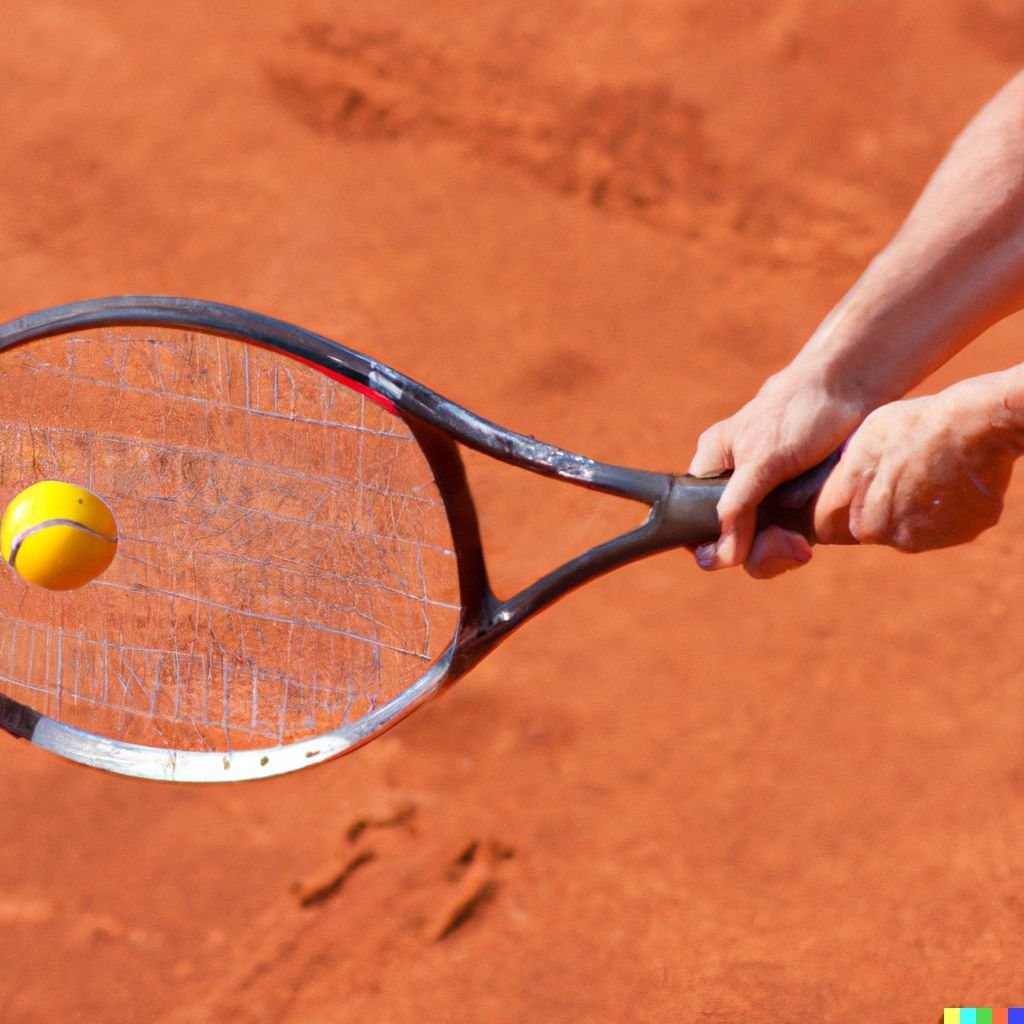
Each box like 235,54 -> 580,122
0,297 -> 489,781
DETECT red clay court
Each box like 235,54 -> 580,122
1,1 -> 1023,1020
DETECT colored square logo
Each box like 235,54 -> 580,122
945,1010 -> 1024,1024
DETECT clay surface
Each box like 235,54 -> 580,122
1,2 -> 1023,1020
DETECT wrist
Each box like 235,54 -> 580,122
792,290 -> 917,416
782,339 -> 880,427
795,238 -> 1005,413
944,366 -> 1024,454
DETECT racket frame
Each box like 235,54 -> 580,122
0,296 -> 754,781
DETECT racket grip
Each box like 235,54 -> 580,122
667,449 -> 846,548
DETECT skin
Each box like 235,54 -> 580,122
689,71 -> 1024,578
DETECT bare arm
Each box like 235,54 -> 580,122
691,71 -> 1024,573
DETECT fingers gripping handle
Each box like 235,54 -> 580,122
662,449 -> 850,549
755,449 -> 851,543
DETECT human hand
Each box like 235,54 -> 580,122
689,69 -> 1024,576
812,375 -> 1024,555
688,362 -> 868,576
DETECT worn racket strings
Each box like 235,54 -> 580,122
0,327 -> 460,754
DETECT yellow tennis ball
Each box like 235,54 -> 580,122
0,481 -> 119,590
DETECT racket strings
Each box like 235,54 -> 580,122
0,328 -> 459,753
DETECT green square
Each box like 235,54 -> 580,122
978,1010 -> 993,1024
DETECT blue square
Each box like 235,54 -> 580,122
1007,1010 -> 1024,1024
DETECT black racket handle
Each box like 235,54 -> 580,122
665,449 -> 848,549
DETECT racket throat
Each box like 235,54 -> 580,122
448,485 -> 714,677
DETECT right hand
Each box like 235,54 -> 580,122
812,375 -> 1023,554
688,363 -> 868,577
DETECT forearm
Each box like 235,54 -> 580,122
793,71 -> 1024,412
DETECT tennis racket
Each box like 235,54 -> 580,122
0,297 -> 836,782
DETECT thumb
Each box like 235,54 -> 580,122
695,462 -> 776,571
811,460 -> 857,545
